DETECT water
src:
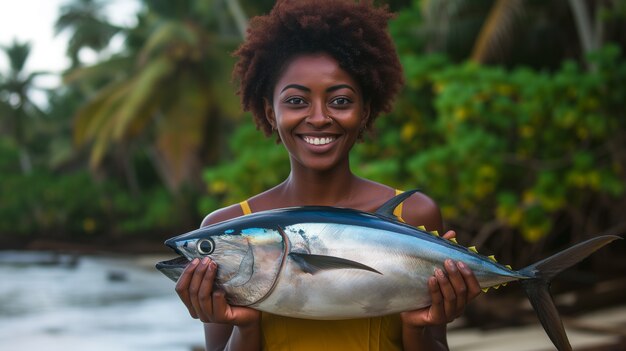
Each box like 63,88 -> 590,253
0,251 -> 205,351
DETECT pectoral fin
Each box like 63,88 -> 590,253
289,253 -> 382,275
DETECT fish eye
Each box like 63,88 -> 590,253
197,238 -> 215,255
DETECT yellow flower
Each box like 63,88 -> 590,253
401,123 -> 417,142
209,180 -> 227,193
496,84 -> 514,96
520,125 -> 534,138
83,218 -> 96,234
523,226 -> 545,242
454,107 -> 469,122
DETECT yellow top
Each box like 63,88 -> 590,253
237,190 -> 406,350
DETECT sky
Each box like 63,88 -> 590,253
0,0 -> 141,101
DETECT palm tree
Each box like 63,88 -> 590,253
0,40 -> 46,174
68,0 -> 247,193
55,0 -> 121,68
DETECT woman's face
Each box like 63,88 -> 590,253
265,53 -> 369,172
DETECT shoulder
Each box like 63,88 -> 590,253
400,191 -> 443,232
200,203 -> 246,228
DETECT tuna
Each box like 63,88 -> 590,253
157,190 -> 620,351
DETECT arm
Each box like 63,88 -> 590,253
399,192 -> 482,351
175,205 -> 262,351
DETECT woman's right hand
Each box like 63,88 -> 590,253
175,257 -> 261,327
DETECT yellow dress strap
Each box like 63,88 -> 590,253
393,189 -> 406,223
239,200 -> 252,215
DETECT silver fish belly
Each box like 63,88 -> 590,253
252,222 -> 521,319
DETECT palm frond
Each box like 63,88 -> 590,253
471,0 -> 524,64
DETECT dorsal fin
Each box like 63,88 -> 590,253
375,189 -> 420,221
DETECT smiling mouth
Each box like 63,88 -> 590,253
302,136 -> 337,146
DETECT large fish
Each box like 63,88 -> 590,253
157,190 -> 619,351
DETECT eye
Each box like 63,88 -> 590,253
285,97 -> 307,105
330,97 -> 352,106
197,238 -> 215,255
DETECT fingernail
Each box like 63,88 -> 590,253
201,257 -> 209,265
209,261 -> 217,270
435,268 -> 444,278
457,261 -> 466,269
191,258 -> 199,265
446,260 -> 457,271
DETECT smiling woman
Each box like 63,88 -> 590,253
171,1 -> 483,351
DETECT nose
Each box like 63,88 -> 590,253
306,102 -> 331,128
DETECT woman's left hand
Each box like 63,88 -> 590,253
400,230 -> 482,327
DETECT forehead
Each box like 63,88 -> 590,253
274,53 -> 360,93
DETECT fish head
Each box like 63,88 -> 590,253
157,222 -> 286,306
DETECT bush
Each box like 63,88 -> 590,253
0,139 -> 187,240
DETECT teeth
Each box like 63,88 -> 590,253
303,136 -> 335,145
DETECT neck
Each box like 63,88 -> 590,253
280,158 -> 360,207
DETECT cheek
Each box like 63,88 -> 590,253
335,110 -> 365,132
275,111 -> 303,132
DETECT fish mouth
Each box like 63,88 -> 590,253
156,256 -> 189,282
156,240 -> 190,282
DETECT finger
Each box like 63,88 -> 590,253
457,261 -> 482,299
427,275 -> 445,324
189,257 -> 211,320
445,259 -> 467,315
198,260 -> 218,320
435,267 -> 457,321
212,290 -> 233,324
175,258 -> 200,318
442,230 -> 456,240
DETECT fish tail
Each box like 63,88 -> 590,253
519,235 -> 620,351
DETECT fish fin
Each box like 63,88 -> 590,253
488,255 -> 497,262
468,246 -> 478,253
449,237 -> 458,244
430,230 -> 440,237
417,225 -> 426,231
505,264 -> 513,270
374,189 -> 420,221
481,287 -> 489,293
520,235 -> 620,351
289,253 -> 382,275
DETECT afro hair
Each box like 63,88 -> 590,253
232,0 -> 404,136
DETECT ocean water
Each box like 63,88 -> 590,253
0,251 -> 205,351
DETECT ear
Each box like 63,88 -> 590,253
263,98 -> 277,130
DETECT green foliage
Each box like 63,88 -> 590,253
200,122 -> 290,213
355,45 -> 626,242
0,139 -> 185,237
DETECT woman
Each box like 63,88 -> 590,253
175,1 -> 482,350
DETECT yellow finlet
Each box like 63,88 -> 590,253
481,287 -> 489,293
493,285 -> 500,289
488,255 -> 497,262
468,246 -> 478,253
449,237 -> 458,244
430,230 -> 440,237
417,225 -> 426,231
505,264 -> 512,270
502,283 -> 508,287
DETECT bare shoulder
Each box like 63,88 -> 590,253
200,203 -> 245,228
400,191 -> 444,232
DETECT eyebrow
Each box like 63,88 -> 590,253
279,84 -> 357,94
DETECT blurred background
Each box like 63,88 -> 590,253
0,0 -> 625,350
